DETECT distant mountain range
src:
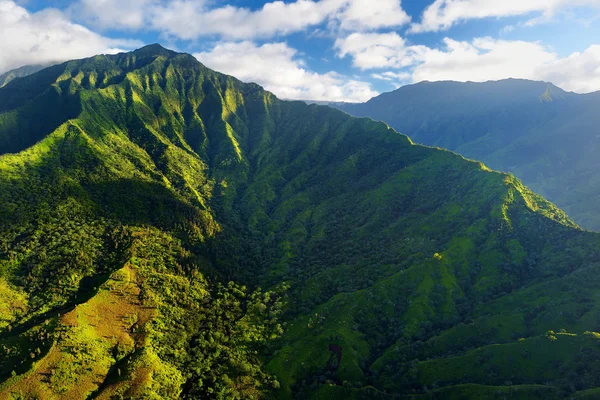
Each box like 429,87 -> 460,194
326,79 -> 600,231
2,46 -> 600,399
0,64 -> 48,88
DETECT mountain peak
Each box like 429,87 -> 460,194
539,82 -> 567,102
130,43 -> 179,58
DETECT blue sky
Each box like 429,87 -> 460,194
2,0 -> 600,101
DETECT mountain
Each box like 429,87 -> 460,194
333,79 -> 600,232
302,100 -> 352,107
0,64 -> 48,88
1,45 -> 600,399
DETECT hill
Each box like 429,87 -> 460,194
1,45 -> 600,399
0,64 -> 48,88
334,79 -> 600,231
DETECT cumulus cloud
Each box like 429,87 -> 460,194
71,0 -> 409,40
410,38 -> 600,93
194,41 -> 378,102
150,0 -> 344,40
335,33 -> 600,93
334,32 -> 428,69
0,0 -> 140,74
411,0 -> 600,33
371,71 -> 411,82
336,0 -> 410,31
410,37 -> 557,83
69,0 -> 155,30
536,45 -> 600,93
336,34 -> 560,81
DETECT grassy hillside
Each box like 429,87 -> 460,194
1,45 -> 600,399
335,80 -> 600,231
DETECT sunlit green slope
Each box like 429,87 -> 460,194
1,45 -> 600,399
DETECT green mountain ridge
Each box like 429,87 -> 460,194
0,64 -> 49,89
1,45 -> 600,399
332,79 -> 600,231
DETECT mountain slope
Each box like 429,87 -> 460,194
1,46 -> 600,399
335,79 -> 600,231
0,64 -> 48,88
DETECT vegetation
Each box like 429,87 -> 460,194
335,79 -> 600,231
0,64 -> 47,89
1,45 -> 600,399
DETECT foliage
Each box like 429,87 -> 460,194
0,45 -> 600,399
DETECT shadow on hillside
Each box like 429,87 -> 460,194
0,87 -> 81,155
84,179 -> 208,230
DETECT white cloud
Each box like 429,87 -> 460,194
409,38 -> 600,93
150,0 -> 344,40
501,25 -> 515,34
536,45 -> 600,93
371,71 -> 411,82
411,37 -> 557,83
70,0 -> 409,40
194,41 -> 377,102
335,33 -> 600,94
335,33 -> 558,80
69,0 -> 155,30
411,0 -> 600,33
336,0 -> 410,31
334,32 -> 428,69
0,0 -> 140,74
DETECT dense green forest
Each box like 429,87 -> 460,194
1,45 -> 600,399
334,80 -> 600,231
